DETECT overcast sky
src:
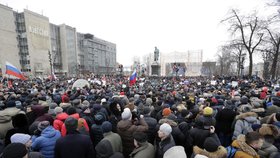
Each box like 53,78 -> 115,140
0,0 -> 277,66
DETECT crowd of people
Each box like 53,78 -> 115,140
0,75 -> 279,158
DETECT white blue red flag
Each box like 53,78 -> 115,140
129,70 -> 137,86
5,62 -> 27,80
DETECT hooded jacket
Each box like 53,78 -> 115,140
32,126 -> 61,158
117,118 -> 148,158
231,135 -> 260,158
193,145 -> 227,158
233,112 -> 260,140
0,107 -> 21,139
130,142 -> 155,158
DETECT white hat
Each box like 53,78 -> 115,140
121,108 -> 132,120
164,146 -> 186,158
11,133 -> 31,144
159,123 -> 172,136
194,154 -> 208,158
101,98 -> 106,103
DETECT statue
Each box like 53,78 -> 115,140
154,47 -> 159,62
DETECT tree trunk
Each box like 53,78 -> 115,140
271,53 -> 278,79
249,52 -> 253,76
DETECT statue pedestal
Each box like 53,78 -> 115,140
151,62 -> 160,76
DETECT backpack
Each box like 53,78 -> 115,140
226,146 -> 238,158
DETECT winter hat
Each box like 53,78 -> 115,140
62,95 -> 69,103
2,143 -> 28,158
15,101 -> 22,108
10,133 -> 31,144
240,105 -> 252,113
275,113 -> 280,121
101,121 -> 112,133
146,98 -> 153,106
162,108 -> 172,117
65,117 -> 78,132
133,132 -> 148,143
38,121 -> 50,131
121,108 -> 132,120
252,124 -> 262,131
143,106 -> 151,115
54,107 -> 63,114
159,123 -> 172,136
203,137 -> 219,152
67,106 -> 76,115
224,100 -> 234,109
203,107 -> 213,116
163,146 -> 187,158
101,98 -> 107,104
94,114 -> 105,125
259,124 -> 280,138
241,96 -> 249,104
72,99 -> 80,106
82,100 -> 90,107
194,154 -> 208,158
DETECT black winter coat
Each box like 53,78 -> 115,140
215,108 -> 236,134
144,115 -> 158,144
54,131 -> 94,158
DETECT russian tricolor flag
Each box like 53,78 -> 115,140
5,62 -> 27,80
129,70 -> 137,86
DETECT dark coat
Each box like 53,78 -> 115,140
156,135 -> 175,158
117,118 -> 148,158
144,115 -> 158,144
189,126 -> 220,149
130,142 -> 155,158
54,131 -> 94,158
90,124 -> 104,147
215,108 -> 236,134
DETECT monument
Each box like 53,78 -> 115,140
151,47 -> 161,76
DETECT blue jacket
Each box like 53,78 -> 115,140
32,126 -> 61,158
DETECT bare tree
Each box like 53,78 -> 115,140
222,9 -> 265,76
216,46 -> 237,76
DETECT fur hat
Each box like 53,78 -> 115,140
259,124 -> 280,138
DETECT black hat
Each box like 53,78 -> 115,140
133,132 -> 147,143
203,137 -> 219,152
276,113 -> 280,121
2,143 -> 27,158
65,117 -> 78,132
67,107 -> 76,115
101,121 -> 112,133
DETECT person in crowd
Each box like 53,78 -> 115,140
156,123 -> 175,158
11,133 -> 44,158
117,108 -> 148,158
95,121 -> 123,158
54,117 -> 94,158
1,143 -> 29,158
192,137 -> 227,158
231,131 -> 264,158
129,132 -> 155,158
32,121 -> 61,158
5,113 -> 29,146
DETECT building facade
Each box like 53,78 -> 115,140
77,33 -> 116,75
0,3 -> 117,78
0,4 -> 21,74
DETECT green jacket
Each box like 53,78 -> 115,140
130,142 -> 155,158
